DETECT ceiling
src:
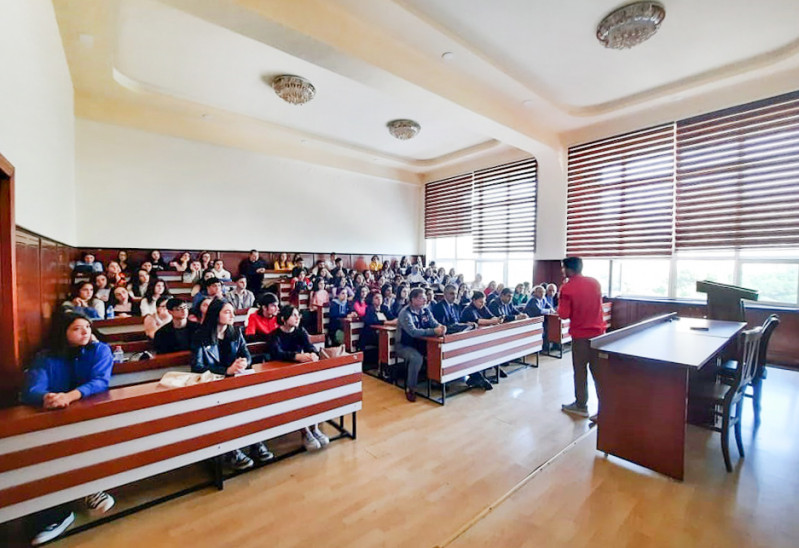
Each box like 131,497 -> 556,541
53,0 -> 799,183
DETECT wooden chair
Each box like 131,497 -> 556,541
691,326 -> 762,472
717,314 -> 780,427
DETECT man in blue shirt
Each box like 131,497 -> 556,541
524,285 -> 555,351
396,288 -> 446,402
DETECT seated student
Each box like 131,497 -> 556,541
182,259 -> 203,284
149,250 -> 167,271
483,280 -> 498,297
352,285 -> 370,318
486,283 -> 504,306
239,250 -> 268,296
107,286 -> 135,318
198,251 -> 213,273
245,292 -> 280,340
330,257 -> 347,278
524,285 -> 555,351
289,268 -> 312,306
328,288 -> 357,344
545,283 -> 559,309
369,255 -> 382,272
457,283 -> 472,310
139,260 -> 154,274
392,285 -> 410,317
189,297 -> 213,324
106,260 -> 128,287
512,283 -> 527,307
425,287 -> 436,308
268,305 -> 329,452
154,298 -> 196,353
308,278 -> 330,330
127,269 -> 151,305
274,252 -> 292,271
363,270 -> 380,292
461,291 -> 503,327
360,291 -> 398,351
116,250 -> 131,274
191,300 -> 272,468
290,256 -> 306,278
144,296 -> 172,339
21,311 -> 115,546
396,288 -> 447,402
140,279 -> 171,317
169,251 -> 192,272
471,273 -> 485,291
93,273 -> 111,303
192,276 -> 224,309
73,251 -> 104,274
191,269 -> 216,297
406,265 -> 426,286
62,281 -> 103,319
211,259 -> 232,281
325,252 -> 337,271
227,275 -> 255,310
488,287 -> 528,322
381,284 -> 396,312
431,284 -> 477,335
309,259 -> 325,277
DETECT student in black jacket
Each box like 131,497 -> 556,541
461,291 -> 503,326
360,292 -> 398,351
154,298 -> 197,354
191,300 -> 272,469
269,306 -> 330,452
488,287 -> 528,323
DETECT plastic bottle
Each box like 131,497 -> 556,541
106,305 -> 114,319
113,346 -> 124,363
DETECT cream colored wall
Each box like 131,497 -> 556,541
75,120 -> 421,254
0,0 -> 76,244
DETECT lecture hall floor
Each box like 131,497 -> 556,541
49,357 -> 799,548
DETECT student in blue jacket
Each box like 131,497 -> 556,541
21,311 -> 115,546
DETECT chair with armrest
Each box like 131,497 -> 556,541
691,326 -> 762,472
717,314 -> 780,427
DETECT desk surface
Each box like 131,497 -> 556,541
591,316 -> 746,368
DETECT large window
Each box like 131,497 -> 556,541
426,235 -> 533,286
566,89 -> 799,306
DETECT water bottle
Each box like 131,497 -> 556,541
106,305 -> 114,319
113,346 -> 124,363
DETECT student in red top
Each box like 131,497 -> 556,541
558,256 -> 606,419
245,293 -> 280,339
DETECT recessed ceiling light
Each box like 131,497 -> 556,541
441,52 -> 455,61
78,33 -> 94,47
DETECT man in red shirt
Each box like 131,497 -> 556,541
557,257 -> 606,418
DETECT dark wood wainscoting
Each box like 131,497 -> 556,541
609,297 -> 799,370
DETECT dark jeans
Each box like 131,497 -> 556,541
395,344 -> 425,390
572,338 -> 598,408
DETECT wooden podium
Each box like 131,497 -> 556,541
696,280 -> 758,322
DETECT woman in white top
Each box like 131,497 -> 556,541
140,279 -> 171,317
211,259 -> 231,281
169,251 -> 192,272
144,296 -> 172,339
93,273 -> 111,303
182,260 -> 203,284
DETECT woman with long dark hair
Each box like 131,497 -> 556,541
191,300 -> 272,469
140,279 -> 171,317
22,311 -> 115,545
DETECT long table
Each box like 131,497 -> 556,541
590,313 -> 745,480
546,301 -> 612,358
0,353 -> 362,524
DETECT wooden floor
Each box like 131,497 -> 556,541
23,356 -> 799,547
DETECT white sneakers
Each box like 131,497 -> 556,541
31,512 -> 75,546
303,425 -> 330,451
84,491 -> 115,516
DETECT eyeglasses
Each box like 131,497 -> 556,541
173,305 -> 190,311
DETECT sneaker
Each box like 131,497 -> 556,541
561,401 -> 590,418
228,449 -> 254,471
84,491 -> 115,516
303,431 -> 322,451
251,442 -> 274,462
312,426 -> 330,447
31,511 -> 75,546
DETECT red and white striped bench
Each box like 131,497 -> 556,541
340,317 -> 365,353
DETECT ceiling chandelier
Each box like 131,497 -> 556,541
272,75 -> 316,105
596,2 -> 666,50
387,119 -> 421,140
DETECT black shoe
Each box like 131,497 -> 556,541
466,374 -> 482,387
499,368 -> 508,378
481,379 -> 494,391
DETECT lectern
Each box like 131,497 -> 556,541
696,280 -> 758,322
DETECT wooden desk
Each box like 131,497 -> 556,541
375,325 -> 397,369
340,317 -> 365,353
546,302 -> 612,358
590,313 -> 746,480
0,353 -> 362,524
422,317 -> 544,404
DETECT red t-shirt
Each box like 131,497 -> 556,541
245,313 -> 278,337
557,274 -> 605,339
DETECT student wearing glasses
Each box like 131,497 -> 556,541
153,298 -> 197,353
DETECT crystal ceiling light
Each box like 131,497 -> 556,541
271,75 -> 316,105
387,119 -> 421,140
596,2 -> 666,50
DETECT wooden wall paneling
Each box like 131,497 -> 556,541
0,154 -> 19,407
15,230 -> 42,373
533,260 -> 562,287
39,237 -> 62,347
352,255 -> 368,272
218,251 -> 247,278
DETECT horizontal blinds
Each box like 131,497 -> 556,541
676,90 -> 799,250
424,173 -> 472,239
567,124 -> 675,257
472,158 -> 537,254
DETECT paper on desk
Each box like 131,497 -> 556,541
158,370 -> 224,388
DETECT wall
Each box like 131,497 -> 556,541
75,120 -> 421,254
0,0 -> 76,245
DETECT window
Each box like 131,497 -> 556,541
614,259 -> 670,298
741,263 -> 799,304
582,259 -> 611,296
507,259 -> 535,287
674,259 -> 735,300
477,261 -> 505,287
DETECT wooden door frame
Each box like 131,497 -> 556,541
0,152 -> 20,390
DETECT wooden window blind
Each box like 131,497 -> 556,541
675,90 -> 799,250
424,173 -> 473,239
472,158 -> 537,254
566,124 -> 676,257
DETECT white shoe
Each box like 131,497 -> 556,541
312,426 -> 330,447
32,512 -> 75,546
303,430 -> 322,451
84,491 -> 115,516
